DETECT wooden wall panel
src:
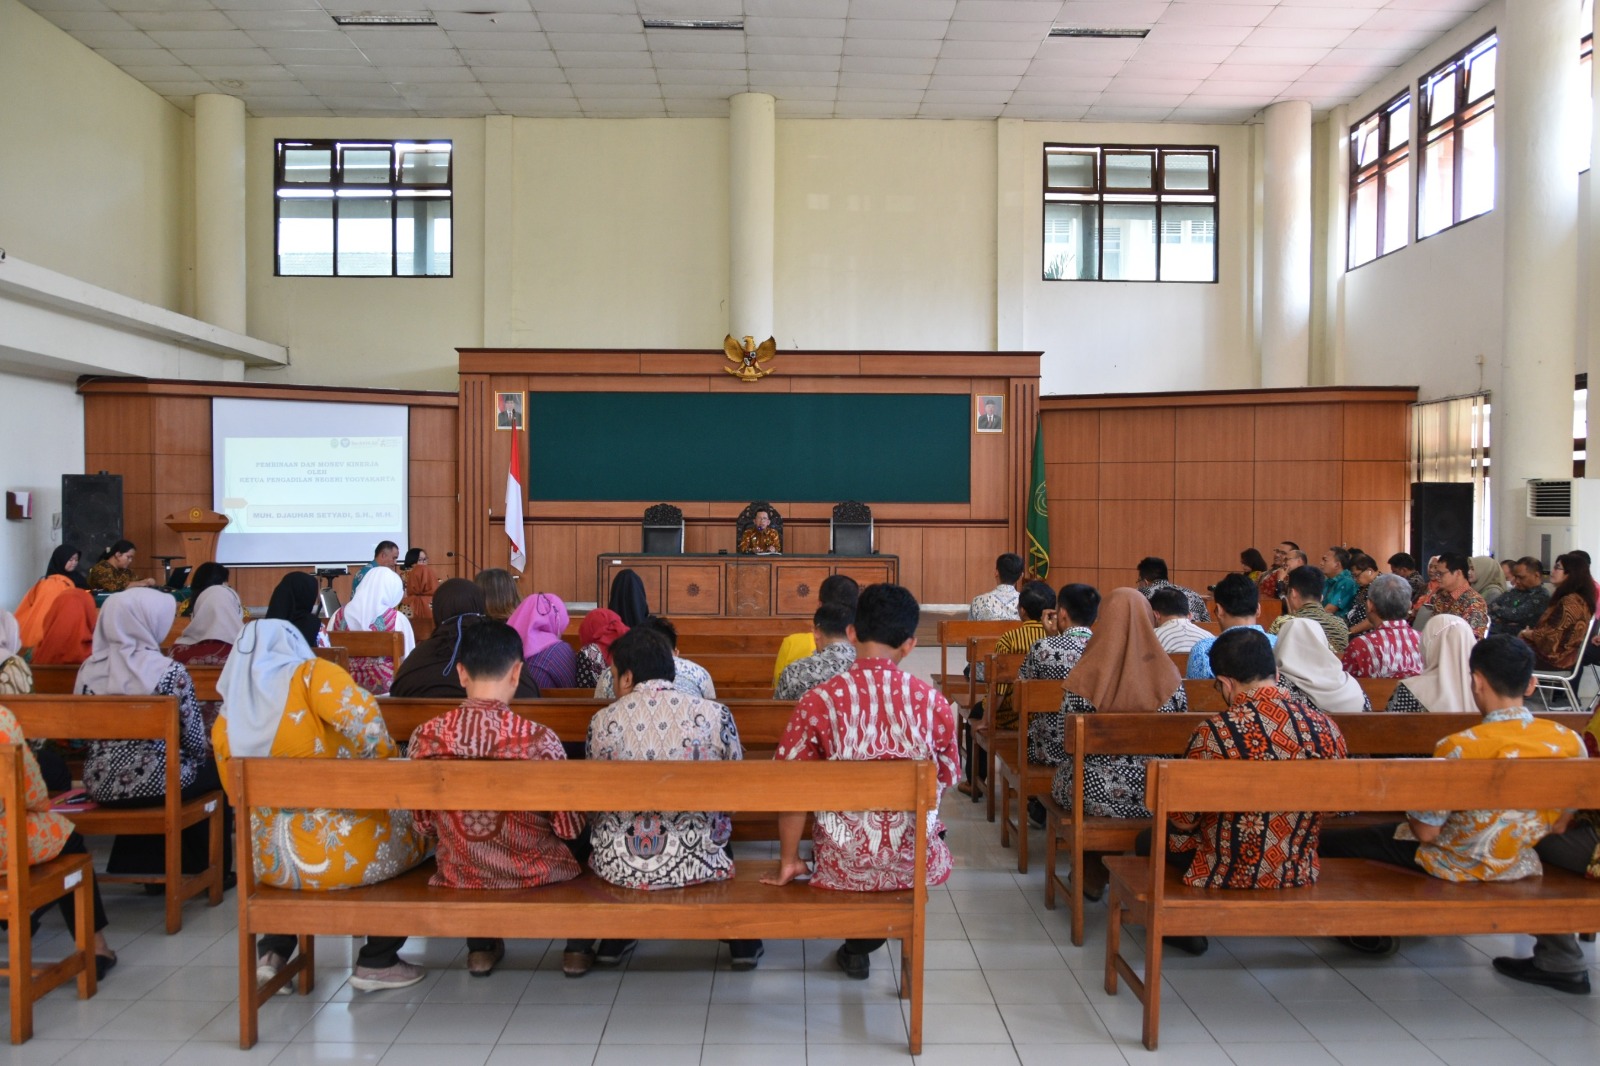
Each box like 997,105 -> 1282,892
151,398 -> 211,456
1342,461 -> 1409,501
1100,409 -> 1175,463
1175,407 -> 1255,461
1043,410 -> 1098,462
1099,501 -> 1173,571
1343,403 -> 1409,461
966,526 -> 1011,604
1255,460 -> 1341,501
86,454 -> 152,496
875,526 -> 924,599
1174,502 -> 1253,575
922,527 -> 968,605
1050,500 -> 1098,570
1099,462 -> 1174,501
1342,502 -> 1408,558
1048,463 -> 1098,500
1254,403 -> 1341,460
1254,501 -> 1341,559
1173,461 -> 1252,500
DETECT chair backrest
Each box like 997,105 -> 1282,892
642,503 -> 685,556
982,652 -> 1029,708
376,697 -> 798,746
1356,676 -> 1402,708
830,501 -> 873,555
314,646 -> 350,669
0,744 -> 28,896
330,629 -> 406,668
4,695 -> 186,818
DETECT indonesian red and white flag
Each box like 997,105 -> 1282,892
506,422 -> 526,572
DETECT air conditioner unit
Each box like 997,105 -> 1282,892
1525,479 -> 1600,568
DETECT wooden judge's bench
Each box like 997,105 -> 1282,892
598,554 -> 897,617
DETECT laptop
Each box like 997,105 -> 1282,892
164,566 -> 191,590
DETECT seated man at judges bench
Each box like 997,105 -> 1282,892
738,509 -> 782,555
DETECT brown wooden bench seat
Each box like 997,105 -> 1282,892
233,758 -> 936,1054
1182,675 -> 1402,713
1104,757 -> 1600,1050
1,696 -> 226,934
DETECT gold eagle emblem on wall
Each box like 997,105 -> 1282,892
723,334 -> 777,382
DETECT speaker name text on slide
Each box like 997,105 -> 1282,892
220,437 -> 404,534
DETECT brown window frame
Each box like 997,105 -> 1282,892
273,138 -> 454,278
1042,143 -> 1220,284
1417,32 -> 1497,241
1347,91 -> 1412,270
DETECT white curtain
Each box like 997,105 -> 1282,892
1410,393 -> 1490,555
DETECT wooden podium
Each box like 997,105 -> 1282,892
164,508 -> 230,572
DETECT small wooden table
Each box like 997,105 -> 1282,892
596,553 -> 898,617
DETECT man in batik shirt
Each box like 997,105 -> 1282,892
1135,556 -> 1212,622
1268,565 -> 1350,654
1020,583 -> 1098,682
738,509 -> 782,554
1486,557 -> 1552,638
775,602 -> 856,700
968,553 -> 1023,621
1341,574 -> 1423,678
1186,574 -> 1276,680
765,584 -> 961,980
1412,551 -> 1490,639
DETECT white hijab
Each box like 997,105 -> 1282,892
335,567 -> 415,656
1403,614 -> 1476,713
1273,617 -> 1369,713
0,610 -> 19,661
176,584 -> 245,647
218,619 -> 314,758
75,588 -> 176,696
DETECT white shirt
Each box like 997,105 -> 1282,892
1155,617 -> 1210,656
969,584 -> 1020,621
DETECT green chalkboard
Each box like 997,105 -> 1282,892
526,392 -> 971,503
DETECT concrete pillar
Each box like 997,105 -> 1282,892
193,93 -> 247,334
728,92 -> 775,342
1497,0 -> 1581,547
1319,105 -> 1349,387
1260,100 -> 1313,389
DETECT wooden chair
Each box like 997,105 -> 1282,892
957,635 -> 1003,802
313,646 -> 350,669
973,651 -> 1027,822
2,696 -> 226,934
933,620 -> 1015,704
25,666 -> 77,696
993,680 -> 1064,873
327,630 -> 406,673
0,743 -> 98,1043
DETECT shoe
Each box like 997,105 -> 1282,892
1493,955 -> 1592,994
1164,936 -> 1209,957
94,952 -> 117,981
468,940 -> 505,978
594,939 -> 637,966
729,940 -> 764,971
1026,798 -> 1047,830
349,959 -> 425,992
222,872 -> 237,892
143,884 -> 165,897
562,946 -> 595,979
256,951 -> 293,995
1337,936 -> 1399,957
835,945 -> 871,980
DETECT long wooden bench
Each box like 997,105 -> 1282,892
1182,676 -> 1402,713
1,696 -> 226,934
1105,757 -> 1600,1050
0,743 -> 98,1043
327,630 -> 406,676
1041,710 -> 1593,947
233,758 -> 936,1053
29,646 -> 349,702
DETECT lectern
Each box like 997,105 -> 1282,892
163,508 -> 230,572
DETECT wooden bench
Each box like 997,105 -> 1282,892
0,743 -> 98,1043
327,629 -> 406,674
992,679 -> 1061,874
1104,757 -> 1600,1050
932,620 -> 1015,704
233,758 -> 936,1053
1,696 -> 225,934
1182,676 -> 1403,714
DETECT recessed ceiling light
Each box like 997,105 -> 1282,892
332,13 -> 438,26
1048,26 -> 1151,39
641,17 -> 744,30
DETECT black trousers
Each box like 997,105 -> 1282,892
44,834 -> 108,936
258,933 -> 407,969
1133,826 -> 1198,876
97,760 -> 233,877
1316,822 -> 1422,870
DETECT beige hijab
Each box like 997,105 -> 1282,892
1062,587 -> 1181,711
1402,614 -> 1476,712
1274,617 -> 1368,713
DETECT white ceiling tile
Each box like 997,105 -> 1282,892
120,62 -> 196,79
487,83 -> 576,98
749,34 -> 845,54
362,50 -> 466,68
100,0 -> 215,11
919,103 -> 1006,116
1097,88 -> 1189,106
1241,26 -> 1354,49
291,65 -> 389,81
1003,103 -> 1091,119
842,36 -> 943,56
748,81 -> 838,96
529,12 -> 638,33
1142,23 -> 1251,46
1017,74 -> 1111,90
329,26 -> 452,47
745,0 -> 849,16
841,54 -> 935,73
1129,42 -> 1233,63
932,57 -> 1030,75
190,62 -> 296,79
583,104 -> 668,116
167,46 -> 277,64
1206,62 -> 1310,81
655,67 -> 746,84
248,30 -> 355,50
433,11 -> 543,31
834,100 -> 915,115
1168,107 -> 1254,122
38,10 -> 136,31
838,70 -> 932,88
1119,61 -> 1219,81
1228,45 -> 1331,65
1109,75 -> 1202,94
1025,56 -> 1126,76
847,18 -> 949,39
443,31 -> 549,50
473,65 -> 568,81
529,0 -> 635,11
459,49 -> 560,67
1189,77 -> 1290,95
640,0 -> 743,18
143,79 -> 213,94
746,16 -> 846,36
937,38 -> 1041,59
270,47 -> 371,65
1340,27 -> 1434,52
773,98 -> 836,114
849,0 -> 956,18
835,86 -> 925,101
229,10 -> 337,31
749,52 -> 842,70
1037,37 -> 1142,61
146,28 -> 254,48
498,98 -> 583,114
944,18 -> 1051,40
547,32 -> 647,51
551,50 -> 654,67
665,100 -> 736,115
1359,8 -> 1464,33
926,73 -> 1020,90
301,80 -> 400,96
652,50 -> 746,68
1158,4 -> 1270,27
71,29 -> 158,48
1291,64 -> 1386,85
1178,92 -> 1270,108
1008,88 -> 1099,104
1263,5 -> 1375,29
562,66 -> 659,82
569,85 -> 662,100
386,65 -> 478,81
658,81 -> 743,96
1084,104 -> 1175,120
1057,1 -> 1170,24
952,1 -> 1063,21
646,28 -> 747,51
1327,44 -> 1417,65
121,9 -> 234,31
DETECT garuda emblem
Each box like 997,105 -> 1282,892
723,334 -> 777,382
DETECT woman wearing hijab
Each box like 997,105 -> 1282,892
14,547 -> 84,649
267,572 -> 322,648
1469,555 -> 1507,605
508,593 -> 577,691
48,545 -> 89,590
75,588 -> 225,878
32,590 -> 98,667
327,567 -> 414,695
1519,553 -> 1598,672
1273,617 -> 1372,714
606,569 -> 650,628
474,568 -> 522,623
0,610 -> 31,696
181,562 -> 232,618
399,553 -> 438,627
574,608 -> 628,690
215,614 -> 429,992
172,582 -> 247,743
391,579 -> 542,700
1387,614 -> 1477,712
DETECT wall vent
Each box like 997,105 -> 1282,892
1528,479 -> 1574,519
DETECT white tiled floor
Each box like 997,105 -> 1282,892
5,646 -> 1599,1064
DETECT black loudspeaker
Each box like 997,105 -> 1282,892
62,474 -> 124,568
1410,482 -> 1474,565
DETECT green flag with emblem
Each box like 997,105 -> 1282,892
1027,415 -> 1049,579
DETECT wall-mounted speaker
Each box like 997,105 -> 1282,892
62,474 -> 123,568
1410,482 -> 1474,565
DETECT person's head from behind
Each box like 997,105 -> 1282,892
1284,564 -> 1325,610
1514,557 -> 1546,590
102,539 -> 137,568
1136,557 -> 1169,587
374,540 -> 399,566
852,583 -> 920,658
1437,551 -> 1471,594
1388,552 -> 1418,576
1211,573 -> 1260,624
643,614 -> 678,651
1149,587 -> 1189,623
474,568 -> 522,621
609,627 -> 675,694
995,553 -> 1024,586
1057,583 -> 1100,629
1467,635 -> 1536,712
1240,548 -> 1267,574
1208,628 -> 1278,702
1367,573 -> 1413,623
1319,546 -> 1350,577
453,620 -> 524,702
818,574 -> 859,610
1018,580 -> 1056,623
185,561 -> 230,616
812,602 -> 853,646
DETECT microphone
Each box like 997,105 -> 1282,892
445,550 -> 480,574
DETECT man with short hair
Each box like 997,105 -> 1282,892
969,553 -> 1024,621
1320,636 -> 1585,955
1320,547 -> 1358,614
771,574 -> 859,685
1268,565 -> 1350,654
594,615 -> 715,700
1388,552 -> 1428,601
1151,587 -> 1208,655
987,580 -> 1055,731
1135,557 -> 1211,622
765,584 -> 961,980
1258,541 -> 1301,600
1186,574 -> 1277,680
1414,551 -> 1489,638
353,540 -> 399,592
1487,557 -> 1552,638
1341,573 -> 1424,678
775,602 -> 857,700
1020,583 -> 1099,682
738,509 -> 782,555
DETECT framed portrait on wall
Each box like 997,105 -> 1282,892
975,395 -> 1004,433
495,391 -> 524,431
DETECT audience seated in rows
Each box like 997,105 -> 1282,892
775,601 -> 856,701
982,580 -> 1055,731
1519,552 -> 1597,672
1385,615 -> 1475,713
475,567 -> 522,623
1273,617 -> 1372,713
327,568 -> 415,696
1489,557 -> 1551,637
171,579 -> 246,742
1389,552 -> 1428,600
390,579 -> 541,701
1019,582 -> 1097,682
605,568 -> 650,628
968,552 -> 1023,621
31,589 -> 96,667
1414,552 -> 1489,639
1319,547 -> 1359,616
1135,556 -> 1210,622
1257,542 -> 1304,601
1269,565 -> 1350,654
594,616 -> 714,700
508,592 -> 576,691
1151,587 -> 1207,656
574,608 -> 626,691
1471,554 -> 1508,604
1342,553 -> 1381,635
1186,574 -> 1275,680
1341,573 -> 1423,679
352,540 -> 399,594
771,574 -> 859,685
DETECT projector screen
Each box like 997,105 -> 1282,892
211,397 -> 409,565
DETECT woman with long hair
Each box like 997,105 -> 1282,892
1239,548 -> 1268,583
1520,553 -> 1598,671
473,568 -> 522,623
86,540 -> 158,592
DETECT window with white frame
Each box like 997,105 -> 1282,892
1348,92 -> 1412,268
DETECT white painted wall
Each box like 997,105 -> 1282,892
0,371 -> 83,609
0,0 -> 192,315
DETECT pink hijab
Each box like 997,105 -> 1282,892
507,593 -> 570,659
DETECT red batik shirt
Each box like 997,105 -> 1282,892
1169,684 -> 1348,889
776,658 -> 961,891
409,699 -> 584,889
1341,619 -> 1424,679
